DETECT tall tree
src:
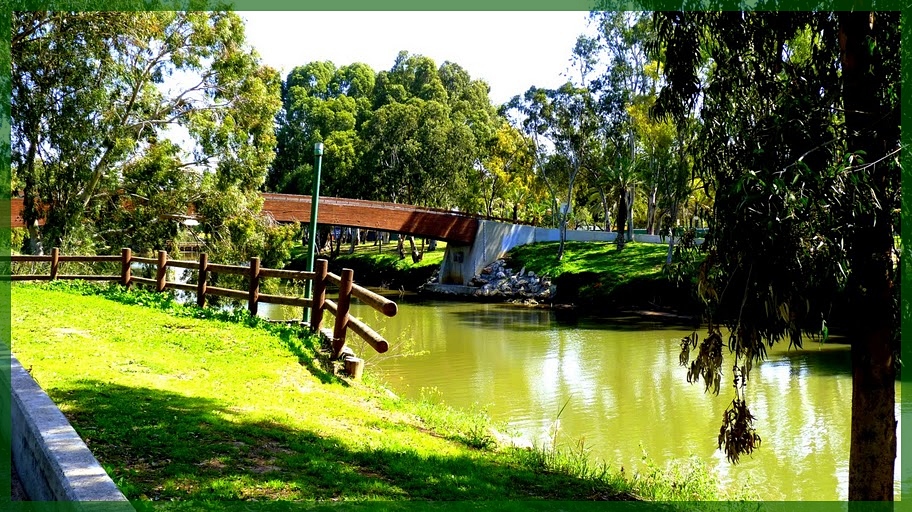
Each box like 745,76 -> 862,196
588,11 -> 653,242
506,83 -> 600,260
654,10 -> 900,500
11,11 -> 281,255
362,52 -> 488,210
269,61 -> 375,198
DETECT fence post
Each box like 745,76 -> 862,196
156,250 -> 167,292
121,248 -> 132,289
248,257 -> 260,317
332,268 -> 354,359
197,253 -> 208,308
50,247 -> 59,280
310,259 -> 327,332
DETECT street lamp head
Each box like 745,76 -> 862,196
314,142 -> 324,156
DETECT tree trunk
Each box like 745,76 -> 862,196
396,233 -> 405,260
840,10 -> 897,501
557,212 -> 566,261
665,201 -> 679,266
626,184 -> 635,242
349,228 -> 358,254
407,236 -> 423,263
616,187 -> 628,250
332,226 -> 342,258
646,185 -> 658,235
27,222 -> 43,255
598,184 -> 611,231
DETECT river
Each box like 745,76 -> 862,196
262,293 -> 902,500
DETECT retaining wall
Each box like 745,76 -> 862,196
7,353 -> 132,508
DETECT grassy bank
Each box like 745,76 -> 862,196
11,282 -> 743,506
506,242 -> 698,314
290,241 -> 447,291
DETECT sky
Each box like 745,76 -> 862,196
240,11 -> 594,106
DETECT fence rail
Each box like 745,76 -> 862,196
11,247 -> 397,359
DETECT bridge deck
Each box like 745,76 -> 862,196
11,195 -> 479,244
262,194 -> 478,244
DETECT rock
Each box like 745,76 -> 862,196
422,257 -> 554,302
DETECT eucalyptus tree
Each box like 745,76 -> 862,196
507,83 -> 600,260
11,11 -> 282,255
269,61 -> 375,198
362,52 -> 492,211
653,10 -> 900,501
587,11 -> 654,241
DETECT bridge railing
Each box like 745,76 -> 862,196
11,247 -> 397,362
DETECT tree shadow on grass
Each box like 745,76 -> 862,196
47,381 -> 634,509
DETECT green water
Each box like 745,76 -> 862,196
262,296 -> 903,500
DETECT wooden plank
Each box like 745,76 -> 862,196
207,263 -> 249,276
10,255 -> 52,262
347,315 -> 390,354
10,275 -> 52,281
168,260 -> 200,270
323,299 -> 338,315
310,259 -> 328,333
205,286 -> 248,301
332,269 -> 354,358
350,284 -> 397,317
131,276 -> 156,286
197,253 -> 208,307
326,273 -> 341,286
121,248 -> 132,288
155,251 -> 167,292
57,275 -> 119,281
167,282 -> 197,292
57,255 -> 120,262
258,268 -> 316,280
258,294 -> 312,308
50,248 -> 59,280
248,257 -> 260,316
132,257 -> 157,265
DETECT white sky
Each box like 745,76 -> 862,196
240,11 -> 594,105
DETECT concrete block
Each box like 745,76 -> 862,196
7,354 -> 132,508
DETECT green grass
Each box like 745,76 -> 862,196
507,242 -> 668,281
291,240 -> 448,290
10,281 -> 738,506
504,242 -> 696,311
333,240 -> 447,273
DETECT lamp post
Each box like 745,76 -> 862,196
304,142 -> 324,325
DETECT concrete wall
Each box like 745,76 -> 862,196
440,221 -> 617,285
438,220 -> 702,285
7,354 -> 132,507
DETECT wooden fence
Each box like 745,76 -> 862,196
11,247 -> 397,359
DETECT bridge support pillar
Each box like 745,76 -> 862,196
439,220 -> 541,285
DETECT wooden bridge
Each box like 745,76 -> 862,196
11,194 -> 481,244
261,194 -> 479,244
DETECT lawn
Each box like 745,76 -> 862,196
506,242 -> 669,281
291,240 -> 448,290
504,242 -> 697,312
